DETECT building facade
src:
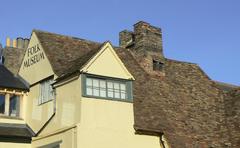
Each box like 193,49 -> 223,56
0,21 -> 239,148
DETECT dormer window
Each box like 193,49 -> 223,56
153,60 -> 163,71
82,74 -> 133,101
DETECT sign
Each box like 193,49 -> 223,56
23,44 -> 45,68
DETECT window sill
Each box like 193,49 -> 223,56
82,95 -> 133,103
0,114 -> 23,120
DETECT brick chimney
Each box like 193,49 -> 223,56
119,21 -> 165,75
120,21 -> 164,58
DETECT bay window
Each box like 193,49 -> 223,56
0,94 -> 5,114
0,93 -> 21,117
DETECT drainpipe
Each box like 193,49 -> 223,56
160,134 -> 166,148
35,83 -> 56,136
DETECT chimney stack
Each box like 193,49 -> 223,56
119,21 -> 164,59
119,21 -> 165,75
17,37 -> 24,48
24,38 -> 30,49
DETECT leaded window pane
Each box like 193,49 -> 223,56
121,92 -> 126,99
114,83 -> 119,89
120,84 -> 126,91
86,78 -> 92,86
100,89 -> 106,97
84,76 -> 131,100
0,94 -> 5,114
93,79 -> 99,87
9,95 -> 20,117
107,91 -> 114,98
100,80 -> 106,88
93,88 -> 100,96
86,87 -> 93,95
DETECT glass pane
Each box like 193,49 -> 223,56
0,94 -> 5,114
107,82 -> 113,88
114,91 -> 120,99
9,95 -> 20,117
120,84 -> 126,91
48,83 -> 53,101
114,83 -> 119,89
86,87 -> 93,95
108,91 -> 113,98
121,92 -> 126,99
100,89 -> 106,97
86,78 -> 92,86
93,88 -> 99,96
100,80 -> 106,88
93,79 -> 99,87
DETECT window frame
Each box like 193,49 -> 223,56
0,93 -> 5,115
0,92 -> 21,118
38,78 -> 54,105
81,74 -> 133,102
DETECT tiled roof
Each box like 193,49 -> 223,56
34,30 -> 102,77
3,47 -> 26,75
0,65 -> 28,90
116,48 -> 240,147
34,30 -> 239,147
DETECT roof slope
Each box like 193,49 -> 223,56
116,48 -> 239,147
3,47 -> 26,75
32,30 -> 239,147
225,88 -> 240,147
0,123 -> 34,143
0,65 -> 28,90
34,30 -> 102,76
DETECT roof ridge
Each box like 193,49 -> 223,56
165,58 -> 197,65
33,29 -> 102,45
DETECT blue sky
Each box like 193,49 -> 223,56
0,0 -> 239,85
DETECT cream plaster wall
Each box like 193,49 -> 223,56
0,118 -> 25,124
19,32 -> 55,85
0,143 -> 30,148
77,97 -> 161,148
31,127 -> 76,148
81,43 -> 134,80
25,84 -> 54,133
38,76 -> 81,136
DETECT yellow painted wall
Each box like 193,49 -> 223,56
16,38 -> 164,148
0,142 -> 30,148
19,32 -> 55,85
31,127 -> 76,148
81,43 -> 133,80
77,97 -> 161,148
38,76 -> 81,136
0,118 -> 25,124
25,84 -> 54,133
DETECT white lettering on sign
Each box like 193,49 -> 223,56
23,44 -> 45,68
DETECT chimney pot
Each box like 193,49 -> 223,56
6,37 -> 11,47
13,39 -> 17,48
